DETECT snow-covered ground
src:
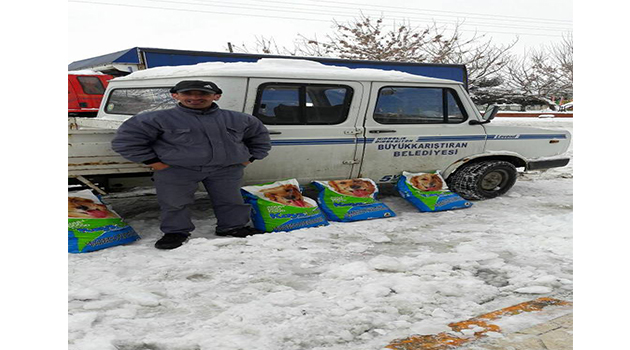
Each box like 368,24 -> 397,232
68,118 -> 573,350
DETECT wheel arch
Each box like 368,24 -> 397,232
442,153 -> 527,179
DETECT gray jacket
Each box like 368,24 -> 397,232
111,103 -> 271,169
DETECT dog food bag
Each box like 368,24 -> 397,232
241,179 -> 329,232
311,178 -> 396,222
68,190 -> 140,253
397,171 -> 472,212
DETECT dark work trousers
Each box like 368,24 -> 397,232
151,164 -> 250,235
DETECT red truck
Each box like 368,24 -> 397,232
68,72 -> 113,117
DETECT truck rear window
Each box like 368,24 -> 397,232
77,76 -> 106,95
254,83 -> 353,125
104,88 -> 176,115
374,87 -> 467,124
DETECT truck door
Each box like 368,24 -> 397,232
68,77 -> 80,113
358,83 -> 487,183
243,79 -> 364,184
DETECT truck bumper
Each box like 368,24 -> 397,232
526,158 -> 570,171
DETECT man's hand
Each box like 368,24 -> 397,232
242,161 -> 252,166
149,162 -> 170,171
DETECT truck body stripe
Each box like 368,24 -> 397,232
270,134 -> 566,146
271,138 -> 358,146
487,134 -> 567,140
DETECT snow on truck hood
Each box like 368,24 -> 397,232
113,58 -> 459,84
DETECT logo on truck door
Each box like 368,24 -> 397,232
372,136 -> 476,158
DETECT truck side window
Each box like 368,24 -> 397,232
374,87 -> 467,124
76,76 -> 106,95
105,88 -> 177,115
254,83 -> 353,125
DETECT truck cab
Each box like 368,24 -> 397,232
68,72 -> 113,117
70,59 -> 571,199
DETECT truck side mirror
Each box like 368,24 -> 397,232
470,105 -> 500,125
483,105 -> 500,121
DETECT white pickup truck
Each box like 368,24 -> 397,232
68,59 -> 571,200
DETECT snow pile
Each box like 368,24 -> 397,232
114,58 -> 455,84
68,118 -> 573,350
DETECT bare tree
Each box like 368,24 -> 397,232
233,16 -> 573,109
232,36 -> 300,56
496,33 -> 573,110
303,16 -> 517,90
315,16 -> 432,62
420,22 -> 516,87
550,34 -> 573,97
233,15 -> 515,92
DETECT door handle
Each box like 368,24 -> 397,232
369,129 -> 397,134
268,130 -> 282,135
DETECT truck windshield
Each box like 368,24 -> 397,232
104,88 -> 176,115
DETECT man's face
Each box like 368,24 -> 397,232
171,90 -> 221,109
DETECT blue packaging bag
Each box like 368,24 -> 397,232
397,171 -> 472,212
68,190 -> 140,253
241,179 -> 329,232
312,178 -> 396,222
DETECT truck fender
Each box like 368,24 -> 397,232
442,152 -> 527,179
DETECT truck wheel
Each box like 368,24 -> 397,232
447,160 -> 517,200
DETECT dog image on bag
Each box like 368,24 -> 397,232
397,171 -> 472,212
68,190 -> 140,253
410,173 -> 444,192
68,197 -> 118,219
328,179 -> 376,198
261,184 -> 313,207
241,179 -> 328,232
312,178 -> 396,222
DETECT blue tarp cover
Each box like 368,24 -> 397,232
68,48 -> 140,71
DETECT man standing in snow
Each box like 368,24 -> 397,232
111,80 -> 271,249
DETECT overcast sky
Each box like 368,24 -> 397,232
68,0 -> 573,63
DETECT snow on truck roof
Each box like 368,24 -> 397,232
114,58 -> 459,84
68,69 -> 106,75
